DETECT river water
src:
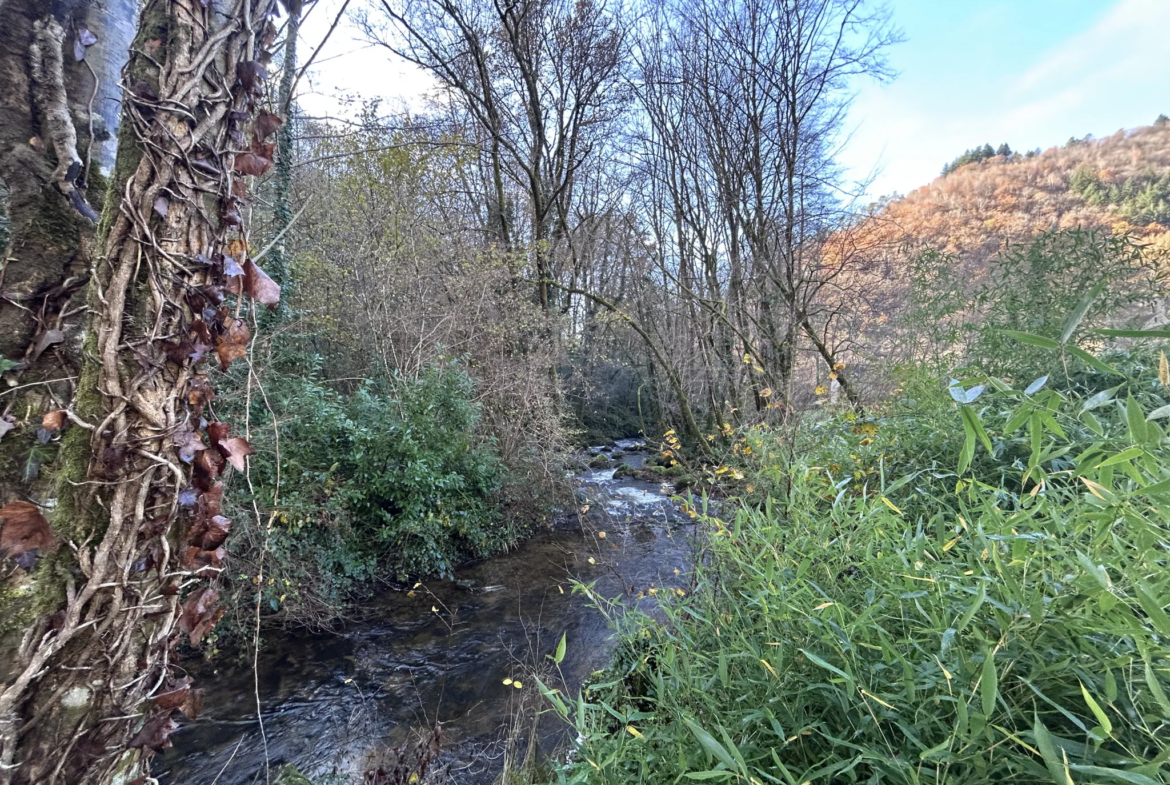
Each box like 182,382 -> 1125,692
156,440 -> 696,784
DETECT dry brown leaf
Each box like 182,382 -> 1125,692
244,260 -> 281,307
0,501 -> 56,566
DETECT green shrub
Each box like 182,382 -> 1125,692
549,345 -> 1170,784
217,359 -> 510,632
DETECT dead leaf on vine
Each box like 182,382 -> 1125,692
172,427 -> 205,464
178,487 -> 199,508
178,587 -> 224,644
218,437 -> 254,471
187,376 -> 217,414
233,152 -> 270,177
189,514 -> 232,550
205,421 -> 230,448
127,711 -> 178,752
244,260 -> 281,307
215,318 -> 249,371
253,110 -> 283,142
153,195 -> 169,218
222,254 -> 245,278
193,448 -> 226,489
236,60 -> 268,93
0,501 -> 56,566
181,545 -> 226,572
154,676 -> 203,719
196,483 -> 224,519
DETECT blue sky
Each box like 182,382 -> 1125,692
842,0 -> 1170,198
300,0 -> 1170,199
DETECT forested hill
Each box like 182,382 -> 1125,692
856,117 -> 1170,264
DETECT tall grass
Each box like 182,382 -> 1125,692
544,347 -> 1170,784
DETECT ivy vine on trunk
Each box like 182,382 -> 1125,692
0,0 -> 288,781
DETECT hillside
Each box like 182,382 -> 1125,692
857,117 -> 1170,265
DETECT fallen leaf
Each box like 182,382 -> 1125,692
153,195 -> 169,218
0,414 -> 16,440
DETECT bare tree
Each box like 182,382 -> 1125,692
364,0 -> 628,312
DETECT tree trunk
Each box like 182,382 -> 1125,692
0,0 -> 107,504
0,0 -> 282,781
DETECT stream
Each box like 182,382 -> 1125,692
156,439 -> 696,784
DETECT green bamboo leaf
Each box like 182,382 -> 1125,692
1081,386 -> 1120,412
798,649 -> 855,686
1003,330 -> 1060,350
1061,281 -> 1104,344
1033,716 -> 1074,785
981,652 -> 998,717
1095,447 -> 1144,468
1133,583 -> 1170,637
683,718 -> 735,769
1144,659 -> 1170,719
1125,397 -> 1148,444
1066,765 -> 1159,785
1096,328 -> 1170,339
1067,345 -> 1122,376
960,405 -> 993,454
956,584 -> 986,632
553,632 -> 567,665
1146,404 -> 1170,421
1079,681 -> 1112,736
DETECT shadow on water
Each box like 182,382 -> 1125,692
157,439 -> 697,785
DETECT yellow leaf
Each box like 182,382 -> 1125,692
625,725 -> 644,739
664,429 -> 676,437
813,602 -> 835,611
557,584 -> 564,594
513,681 -> 523,689
860,689 -> 896,710
942,537 -> 960,552
814,385 -> 827,395
1080,476 -> 1112,500
407,591 -> 417,598
880,497 -> 903,515
829,372 -> 838,380
503,678 -> 513,685
587,557 -> 596,565
760,387 -> 773,397
432,606 -> 439,613
760,658 -> 778,678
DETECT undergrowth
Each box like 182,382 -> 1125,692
542,339 -> 1170,784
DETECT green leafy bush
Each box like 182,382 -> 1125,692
549,343 -> 1170,784
218,360 -> 510,631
